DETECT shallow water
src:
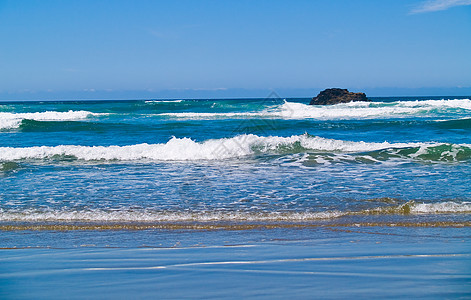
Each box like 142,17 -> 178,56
1,227 -> 470,299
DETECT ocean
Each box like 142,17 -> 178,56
1,95 -> 470,298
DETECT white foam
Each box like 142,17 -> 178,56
158,99 -> 471,120
145,100 -> 184,103
0,110 -> 105,129
0,134 -> 433,161
1,201 -> 470,222
0,209 -> 342,222
397,99 -> 471,109
274,101 -> 424,119
411,201 -> 471,214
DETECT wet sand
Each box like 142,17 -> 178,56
1,226 -> 470,299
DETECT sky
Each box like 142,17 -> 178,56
0,0 -> 470,100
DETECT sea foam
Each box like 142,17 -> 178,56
0,110 -> 105,129
0,134 -> 467,162
158,99 -> 471,120
410,201 -> 471,214
0,209 -> 342,222
1,201 -> 469,223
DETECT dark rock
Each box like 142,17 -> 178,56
309,88 -> 369,105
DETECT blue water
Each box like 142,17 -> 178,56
1,96 -> 471,226
1,96 -> 471,298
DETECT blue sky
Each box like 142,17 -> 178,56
0,0 -> 470,99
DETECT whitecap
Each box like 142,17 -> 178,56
0,134 -> 456,161
157,99 -> 471,120
0,110 -> 107,129
145,100 -> 184,103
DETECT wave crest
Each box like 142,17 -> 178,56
158,99 -> 471,120
0,110 -> 106,129
0,134 -> 470,162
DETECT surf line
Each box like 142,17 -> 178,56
1,221 -> 471,231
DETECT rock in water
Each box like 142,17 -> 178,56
309,88 -> 369,105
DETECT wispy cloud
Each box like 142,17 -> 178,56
411,0 -> 471,14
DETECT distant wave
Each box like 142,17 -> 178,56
145,100 -> 184,103
0,110 -> 106,129
434,117 -> 471,130
0,134 -> 470,162
1,201 -> 469,223
3,99 -> 469,129
396,99 -> 471,109
158,99 -> 471,120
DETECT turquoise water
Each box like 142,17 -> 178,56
1,96 -> 471,298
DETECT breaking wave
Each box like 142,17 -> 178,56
0,134 -> 469,162
158,99 -> 471,120
0,110 -> 106,130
